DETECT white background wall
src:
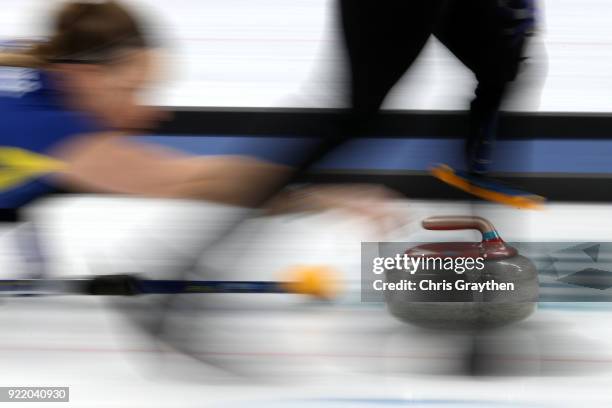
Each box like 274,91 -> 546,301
0,0 -> 610,112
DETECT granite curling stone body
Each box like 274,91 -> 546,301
384,216 -> 538,330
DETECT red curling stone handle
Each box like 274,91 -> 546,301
422,216 -> 502,243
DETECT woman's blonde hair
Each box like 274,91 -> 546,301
0,0 -> 148,68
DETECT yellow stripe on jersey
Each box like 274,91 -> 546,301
0,147 -> 66,190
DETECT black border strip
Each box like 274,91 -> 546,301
157,108 -> 612,139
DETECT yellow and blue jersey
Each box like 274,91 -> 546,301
0,65 -> 102,212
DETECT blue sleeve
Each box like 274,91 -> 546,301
0,103 -> 104,208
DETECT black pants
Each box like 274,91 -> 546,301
289,0 -> 446,177
251,0 -> 532,191
336,0 -> 532,174
435,0 -> 531,172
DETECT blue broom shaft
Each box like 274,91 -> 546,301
0,279 -> 287,295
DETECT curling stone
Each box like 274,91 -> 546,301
384,216 -> 538,330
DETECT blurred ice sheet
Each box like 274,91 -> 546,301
0,198 -> 612,405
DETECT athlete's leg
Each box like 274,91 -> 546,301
290,0 -> 444,175
434,0 -> 537,174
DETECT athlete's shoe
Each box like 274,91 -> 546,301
430,163 -> 545,210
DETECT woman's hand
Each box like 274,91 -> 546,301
268,184 -> 409,234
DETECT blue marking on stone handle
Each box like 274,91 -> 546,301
482,231 -> 500,241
